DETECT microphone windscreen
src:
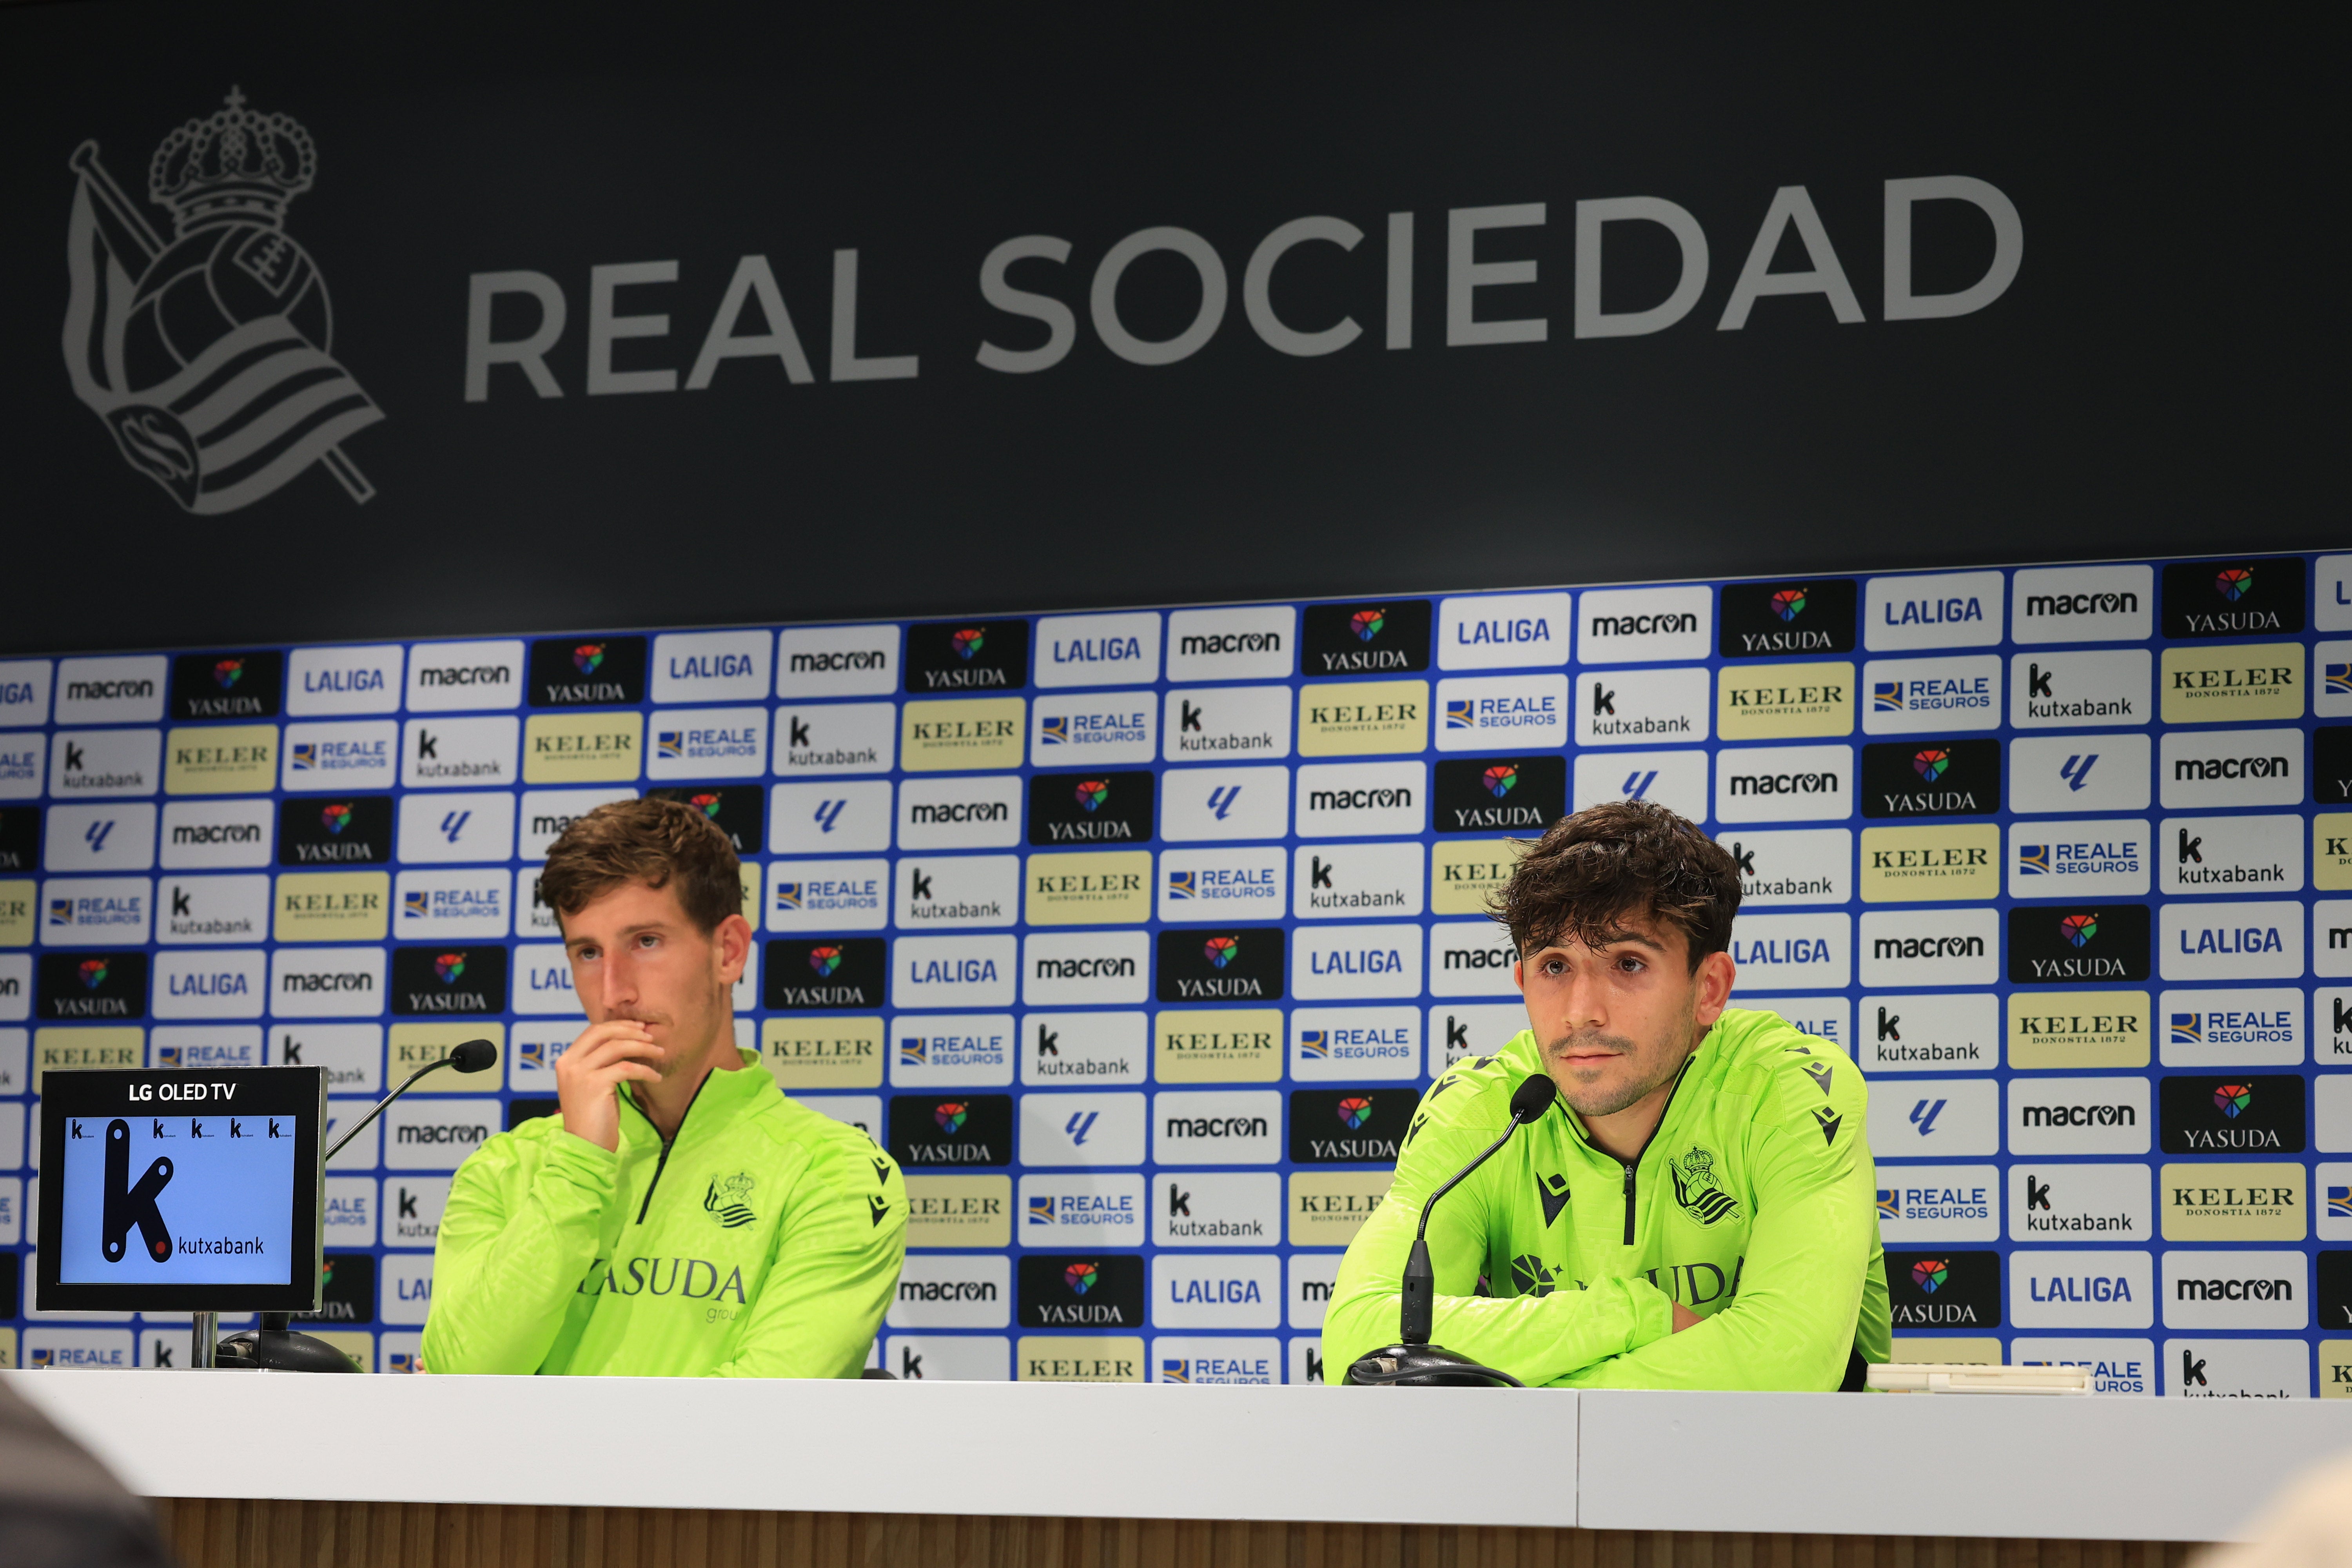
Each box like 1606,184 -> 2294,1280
1509,1073 -> 1559,1123
449,1038 -> 498,1074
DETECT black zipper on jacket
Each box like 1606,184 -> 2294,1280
622,1071 -> 716,1225
1618,1058 -> 1694,1247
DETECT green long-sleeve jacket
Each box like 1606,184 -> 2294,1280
421,1050 -> 907,1377
1325,1008 -> 1889,1389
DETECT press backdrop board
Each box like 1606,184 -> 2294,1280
1,550 -> 2348,1394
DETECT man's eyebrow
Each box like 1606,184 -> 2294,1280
566,920 -> 676,948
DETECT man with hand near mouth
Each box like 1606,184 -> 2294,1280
1326,800 -> 1888,1389
421,796 -> 905,1377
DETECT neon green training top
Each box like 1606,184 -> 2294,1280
1326,1008 -> 1889,1390
421,1049 -> 907,1377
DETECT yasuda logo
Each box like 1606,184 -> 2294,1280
2061,913 -> 2098,947
1911,1258 -> 1948,1293
1483,764 -> 1517,797
572,643 -> 604,675
1912,748 -> 1950,781
952,628 -> 985,660
2212,1083 -> 2252,1118
80,956 -> 110,989
321,803 -> 352,834
1337,1096 -> 1374,1130
1203,935 -> 1238,969
2214,568 -> 2253,602
933,1101 -> 968,1133
1350,609 -> 1385,642
1063,1260 -> 1098,1294
213,658 -> 243,689
808,946 -> 843,976
434,952 -> 466,984
1771,588 -> 1808,622
1075,779 -> 1108,812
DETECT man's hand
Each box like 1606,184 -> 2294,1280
555,1020 -> 660,1152
1670,1302 -> 1702,1333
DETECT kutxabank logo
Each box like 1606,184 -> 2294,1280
65,87 -> 381,513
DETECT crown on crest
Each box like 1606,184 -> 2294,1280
148,87 -> 316,223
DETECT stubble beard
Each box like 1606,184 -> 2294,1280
1544,992 -> 1699,1119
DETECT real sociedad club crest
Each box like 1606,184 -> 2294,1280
63,87 -> 382,513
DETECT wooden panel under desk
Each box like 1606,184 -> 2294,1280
152,1500 -> 2210,1568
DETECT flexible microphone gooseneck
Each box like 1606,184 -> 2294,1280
321,1036 -> 498,1164
206,1039 -> 499,1374
1347,1072 -> 1557,1388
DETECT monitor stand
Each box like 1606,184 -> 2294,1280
202,1312 -> 362,1373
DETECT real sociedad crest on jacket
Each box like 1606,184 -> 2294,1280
64,88 -> 381,513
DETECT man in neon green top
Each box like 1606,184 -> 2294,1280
1327,800 -> 1888,1390
421,797 -> 906,1377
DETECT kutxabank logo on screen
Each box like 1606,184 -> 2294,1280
64,87 -> 381,513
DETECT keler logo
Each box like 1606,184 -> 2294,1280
102,1117 -> 173,1262
64,88 -> 381,512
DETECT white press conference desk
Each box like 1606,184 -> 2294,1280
7,1370 -> 2351,1543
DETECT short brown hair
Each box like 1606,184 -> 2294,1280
1489,800 -> 1741,971
539,796 -> 742,936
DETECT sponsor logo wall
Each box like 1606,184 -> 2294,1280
3,552 -> 2345,1390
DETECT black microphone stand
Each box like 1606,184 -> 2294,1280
204,1043 -> 495,1372
1346,1074 -> 1555,1387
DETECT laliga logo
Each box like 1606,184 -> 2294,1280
64,87 -> 382,513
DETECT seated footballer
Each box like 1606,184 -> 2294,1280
1325,801 -> 1889,1390
420,797 -> 907,1377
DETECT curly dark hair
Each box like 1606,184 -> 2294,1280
538,795 -> 742,936
1488,799 -> 1741,971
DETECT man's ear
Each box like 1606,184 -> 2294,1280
714,913 -> 753,987
1691,948 -> 1736,1028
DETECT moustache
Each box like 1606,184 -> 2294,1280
1546,1031 -> 1638,1062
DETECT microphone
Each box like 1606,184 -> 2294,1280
1347,1071 -> 1557,1388
322,1037 -> 497,1165
208,1038 -> 501,1375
